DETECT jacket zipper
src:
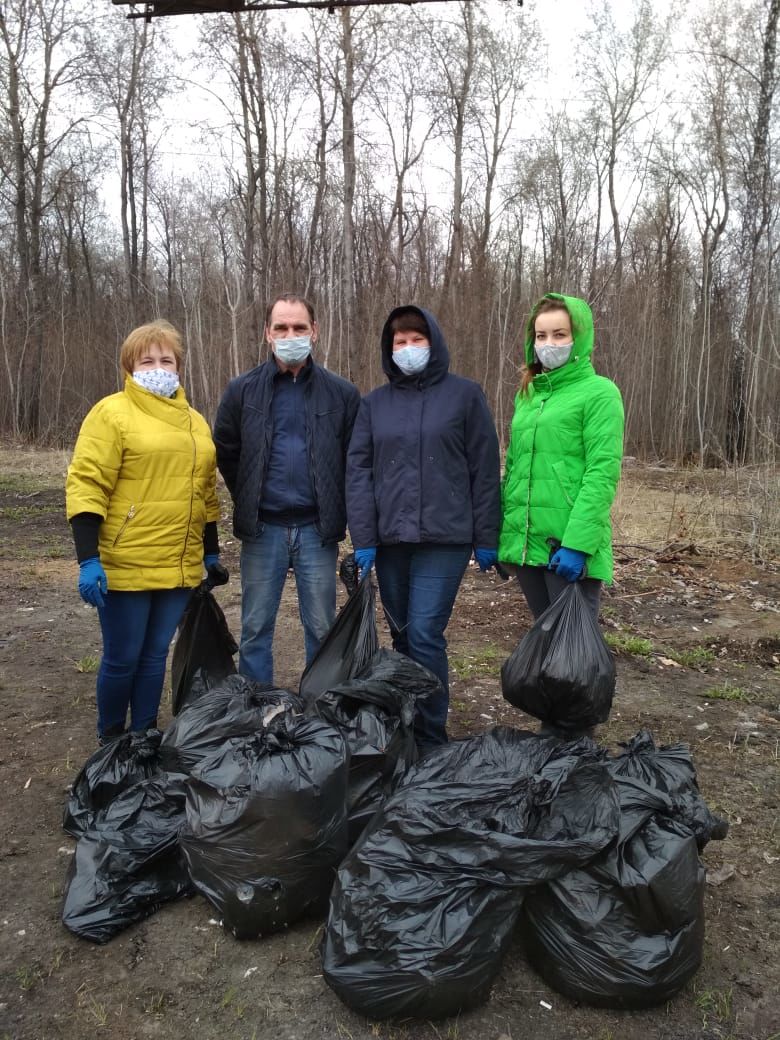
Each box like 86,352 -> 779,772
303,378 -> 324,544
112,505 -> 136,547
522,398 -> 545,564
417,384 -> 424,538
181,413 -> 196,585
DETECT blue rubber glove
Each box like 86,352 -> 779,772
204,553 -> 229,588
549,546 -> 586,582
474,548 -> 498,572
78,557 -> 108,608
354,547 -> 377,577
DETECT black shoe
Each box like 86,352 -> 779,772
539,722 -> 596,742
98,724 -> 126,746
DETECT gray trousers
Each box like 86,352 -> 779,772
516,565 -> 602,621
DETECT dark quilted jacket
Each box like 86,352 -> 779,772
346,306 -> 501,549
214,359 -> 361,543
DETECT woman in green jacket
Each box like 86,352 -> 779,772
498,293 -> 624,619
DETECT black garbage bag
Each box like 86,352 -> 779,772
322,727 -> 620,1019
62,774 -> 192,943
306,648 -> 437,843
299,574 -> 379,699
171,585 -> 238,714
608,730 -> 728,849
522,769 -> 708,1009
63,730 -> 164,838
181,713 -> 349,939
339,551 -> 359,596
522,761 -> 723,1010
160,674 -> 302,776
501,582 -> 615,731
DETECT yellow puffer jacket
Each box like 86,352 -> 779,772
66,376 -> 219,591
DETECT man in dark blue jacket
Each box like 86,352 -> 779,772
214,293 -> 360,684
346,305 -> 501,749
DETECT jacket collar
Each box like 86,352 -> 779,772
124,374 -> 189,418
532,357 -> 595,396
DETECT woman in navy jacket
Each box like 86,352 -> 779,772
346,306 -> 501,749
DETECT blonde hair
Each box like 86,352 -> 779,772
119,320 -> 184,376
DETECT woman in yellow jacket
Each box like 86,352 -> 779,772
66,320 -> 223,744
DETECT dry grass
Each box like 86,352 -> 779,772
1,444 -> 778,564
0,445 -> 71,482
613,462 -> 780,563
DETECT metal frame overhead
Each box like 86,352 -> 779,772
110,0 -> 498,19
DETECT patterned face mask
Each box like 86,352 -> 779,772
132,368 -> 180,398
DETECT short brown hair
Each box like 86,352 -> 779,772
119,320 -> 184,376
264,293 -> 316,326
389,308 -> 429,338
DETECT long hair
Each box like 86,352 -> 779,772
519,297 -> 573,396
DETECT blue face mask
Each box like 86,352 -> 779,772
535,343 -> 573,371
273,336 -> 312,366
132,368 -> 180,398
393,345 -> 430,375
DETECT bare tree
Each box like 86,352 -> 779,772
726,0 -> 780,463
580,0 -> 669,294
0,0 -> 86,437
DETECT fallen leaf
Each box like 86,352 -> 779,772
706,863 -> 736,887
658,656 -> 681,667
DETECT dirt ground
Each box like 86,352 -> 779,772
0,448 -> 778,1040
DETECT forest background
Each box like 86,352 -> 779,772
0,0 -> 778,471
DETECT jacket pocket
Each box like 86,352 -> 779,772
551,462 -> 575,507
112,505 -> 137,547
315,408 -> 342,438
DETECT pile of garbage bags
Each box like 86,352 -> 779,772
61,576 -> 728,1018
62,577 -> 438,944
320,727 -> 726,1018
322,728 -> 620,1018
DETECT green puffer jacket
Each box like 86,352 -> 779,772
498,293 -> 624,582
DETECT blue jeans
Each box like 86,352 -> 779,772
239,523 -> 338,684
375,542 -> 471,749
96,588 -> 193,737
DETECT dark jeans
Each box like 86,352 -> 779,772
376,542 -> 471,749
516,565 -> 602,621
96,587 -> 193,737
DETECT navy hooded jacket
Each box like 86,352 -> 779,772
346,306 -> 501,549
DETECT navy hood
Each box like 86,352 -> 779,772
380,305 -> 450,386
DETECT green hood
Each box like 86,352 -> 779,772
524,292 -> 595,367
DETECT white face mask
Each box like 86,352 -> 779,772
535,343 -> 573,371
132,368 -> 180,397
273,335 -> 312,366
393,345 -> 430,375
